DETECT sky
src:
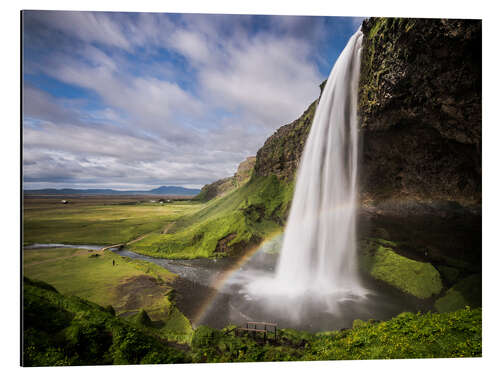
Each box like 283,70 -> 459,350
22,11 -> 364,190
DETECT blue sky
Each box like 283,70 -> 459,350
22,11 -> 364,190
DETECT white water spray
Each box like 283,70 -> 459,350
247,30 -> 365,301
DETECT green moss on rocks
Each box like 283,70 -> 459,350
360,239 -> 442,298
435,274 -> 482,313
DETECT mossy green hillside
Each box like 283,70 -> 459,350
360,239 -> 442,298
435,274 -> 482,313
129,175 -> 294,259
23,277 -> 188,366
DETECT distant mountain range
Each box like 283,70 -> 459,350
24,185 -> 201,196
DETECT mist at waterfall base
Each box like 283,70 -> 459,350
196,30 -> 430,331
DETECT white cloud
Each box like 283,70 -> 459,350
23,12 -> 331,189
200,34 -> 322,128
35,11 -> 132,50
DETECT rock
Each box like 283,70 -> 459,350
196,157 -> 256,201
234,156 -> 256,185
214,233 -> 237,253
358,18 -> 481,205
253,100 -> 318,181
195,177 -> 235,202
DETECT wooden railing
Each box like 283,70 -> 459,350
235,321 -> 278,341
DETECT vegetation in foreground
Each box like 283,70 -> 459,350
24,248 -> 193,343
23,277 -> 188,366
192,306 -> 481,362
23,277 -> 481,366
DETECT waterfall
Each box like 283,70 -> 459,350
275,29 -> 364,296
247,30 -> 365,301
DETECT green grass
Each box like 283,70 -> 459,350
190,307 -> 481,362
24,247 -> 193,343
301,307 -> 481,360
129,305 -> 194,344
129,175 -> 293,259
24,276 -> 481,365
360,239 -> 443,298
23,248 -> 81,265
23,277 -> 188,366
435,274 -> 482,313
24,249 -> 170,307
23,199 -> 203,245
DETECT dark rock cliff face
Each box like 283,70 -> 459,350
358,18 -> 481,205
357,17 -> 481,271
251,17 -> 482,273
254,100 -> 318,181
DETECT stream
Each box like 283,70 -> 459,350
24,239 -> 433,332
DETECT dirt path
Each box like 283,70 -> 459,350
102,220 -> 175,249
162,222 -> 174,234
126,234 -> 148,245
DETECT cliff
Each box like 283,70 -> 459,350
355,18 -> 482,280
254,100 -> 317,180
358,18 -> 481,205
248,17 -> 482,302
255,18 -> 481,205
196,157 -> 256,201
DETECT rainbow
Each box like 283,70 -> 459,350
190,230 -> 283,327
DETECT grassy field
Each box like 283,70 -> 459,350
23,247 -> 193,343
23,176 -> 292,260
23,196 -> 204,246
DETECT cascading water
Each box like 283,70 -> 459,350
246,29 -> 366,303
274,29 -> 365,295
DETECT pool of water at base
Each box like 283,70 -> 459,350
23,243 -> 433,332
112,248 -> 433,332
